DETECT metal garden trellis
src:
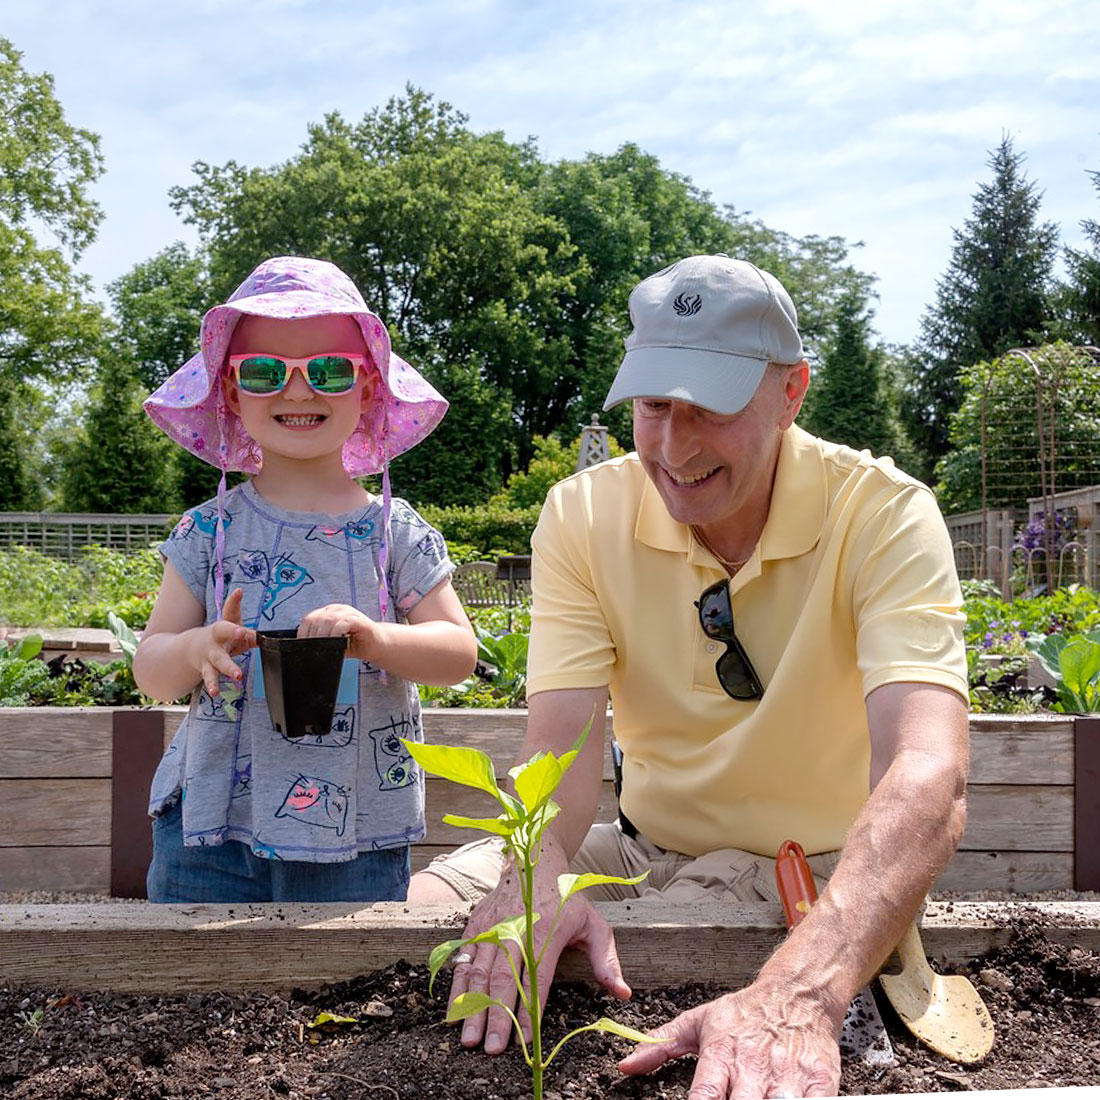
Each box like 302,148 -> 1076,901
971,344 -> 1100,596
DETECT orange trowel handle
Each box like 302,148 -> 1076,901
775,839 -> 818,929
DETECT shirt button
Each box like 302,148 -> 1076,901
706,642 -> 718,653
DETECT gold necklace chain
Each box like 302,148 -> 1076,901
691,525 -> 752,572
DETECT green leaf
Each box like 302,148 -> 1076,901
1058,637 -> 1100,710
306,1011 -> 358,1029
402,740 -> 500,796
428,937 -> 468,993
1028,632 -> 1068,679
11,633 -> 43,661
558,870 -> 650,902
445,991 -> 506,1023
589,1018 -> 666,1044
441,813 -> 515,837
472,914 -> 532,950
107,611 -> 139,661
510,750 -> 565,812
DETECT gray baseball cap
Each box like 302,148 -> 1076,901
603,254 -> 804,415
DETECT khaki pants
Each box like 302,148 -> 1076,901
419,822 -> 841,905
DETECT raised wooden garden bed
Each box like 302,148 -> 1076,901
1,708 -> 1098,897
2,899 -> 1098,994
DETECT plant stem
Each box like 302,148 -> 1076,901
523,845 -> 544,1100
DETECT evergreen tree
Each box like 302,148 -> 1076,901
59,363 -> 178,513
1063,152 -> 1100,345
801,291 -> 908,461
902,134 -> 1059,473
0,383 -> 30,510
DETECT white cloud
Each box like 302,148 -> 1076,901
5,0 -> 1100,346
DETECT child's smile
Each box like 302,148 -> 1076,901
225,314 -> 376,468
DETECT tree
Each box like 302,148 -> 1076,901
0,38 -> 106,507
1062,148 -> 1100,345
58,362 -> 179,514
902,135 -> 1059,474
169,87 -> 578,501
800,290 -> 910,461
108,242 -> 223,507
164,87 -> 876,503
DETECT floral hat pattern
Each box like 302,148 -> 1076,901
144,256 -> 448,475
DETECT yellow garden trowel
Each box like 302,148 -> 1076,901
878,920 -> 995,1063
776,841 -> 894,1067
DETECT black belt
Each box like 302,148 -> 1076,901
618,808 -> 638,839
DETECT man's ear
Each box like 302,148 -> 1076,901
779,361 -> 810,429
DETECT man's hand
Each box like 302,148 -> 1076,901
450,835 -> 631,1055
619,979 -> 841,1099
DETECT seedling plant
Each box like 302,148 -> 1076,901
401,727 -> 660,1100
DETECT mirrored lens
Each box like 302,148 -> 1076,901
306,355 -> 357,393
238,356 -> 287,393
698,585 -> 734,638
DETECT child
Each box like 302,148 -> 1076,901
135,256 -> 477,903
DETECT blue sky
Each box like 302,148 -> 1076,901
8,0 -> 1100,347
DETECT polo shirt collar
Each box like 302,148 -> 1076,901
634,423 -> 827,564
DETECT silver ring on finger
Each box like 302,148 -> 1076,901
452,953 -> 474,966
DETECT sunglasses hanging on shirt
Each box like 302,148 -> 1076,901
695,579 -> 765,701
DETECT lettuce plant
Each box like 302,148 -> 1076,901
402,728 -> 659,1100
1027,631 -> 1100,712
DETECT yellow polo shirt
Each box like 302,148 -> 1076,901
528,425 -> 967,858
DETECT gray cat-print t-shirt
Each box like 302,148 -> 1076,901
148,481 -> 453,863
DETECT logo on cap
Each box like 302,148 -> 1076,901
673,293 -> 702,317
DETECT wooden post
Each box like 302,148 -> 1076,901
1074,716 -> 1100,891
110,710 -> 165,898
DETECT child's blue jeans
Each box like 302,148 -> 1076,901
146,800 -> 411,903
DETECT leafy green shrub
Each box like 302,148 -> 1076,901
0,546 -> 163,629
1027,631 -> 1100,713
490,432 -> 626,511
0,634 -> 52,705
417,503 -> 541,559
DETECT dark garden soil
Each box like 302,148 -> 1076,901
3,912 -> 1099,1099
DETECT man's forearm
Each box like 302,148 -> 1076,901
757,683 -> 969,1024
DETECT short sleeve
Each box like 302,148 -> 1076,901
385,500 -> 454,615
526,480 -> 616,695
850,485 -> 968,700
158,507 -> 214,607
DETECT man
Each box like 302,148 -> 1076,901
408,255 -> 969,1098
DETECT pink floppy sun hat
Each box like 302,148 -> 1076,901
144,256 -> 448,621
143,255 -> 448,476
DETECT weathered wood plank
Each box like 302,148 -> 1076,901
1,900 -> 1097,993
0,779 -> 111,846
0,847 -> 110,893
936,849 -> 1074,893
958,785 -> 1074,851
0,708 -> 113,778
968,724 -> 1074,784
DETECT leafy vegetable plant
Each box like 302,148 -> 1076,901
401,727 -> 660,1100
1027,631 -> 1100,713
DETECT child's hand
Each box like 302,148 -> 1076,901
197,588 -> 256,696
298,603 -> 380,662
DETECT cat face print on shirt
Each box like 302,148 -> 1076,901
274,774 -> 349,835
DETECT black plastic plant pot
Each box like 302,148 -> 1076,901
256,629 -> 349,739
